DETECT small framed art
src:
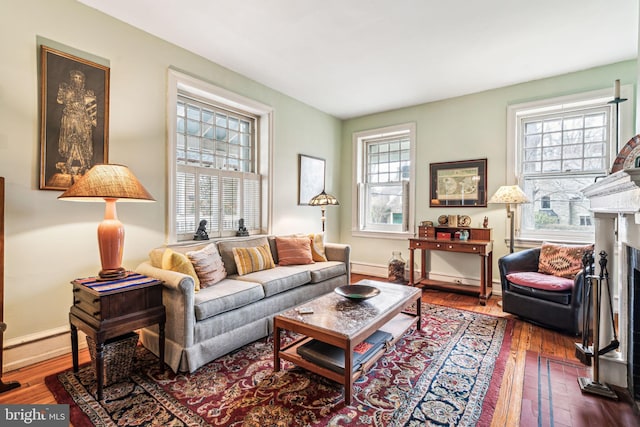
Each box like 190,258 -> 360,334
298,154 -> 325,205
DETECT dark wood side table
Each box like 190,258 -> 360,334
69,273 -> 165,401
409,225 -> 493,305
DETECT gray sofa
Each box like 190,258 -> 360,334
135,235 -> 351,373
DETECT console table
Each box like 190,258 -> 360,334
409,225 -> 493,305
69,273 -> 165,400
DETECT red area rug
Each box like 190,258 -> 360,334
46,303 -> 512,426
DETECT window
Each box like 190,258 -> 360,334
508,87 -> 632,243
352,123 -> 415,237
168,70 -> 272,242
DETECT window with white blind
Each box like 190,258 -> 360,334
352,123 -> 415,237
168,70 -> 272,242
507,87 -> 632,243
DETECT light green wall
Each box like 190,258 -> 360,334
0,0 -> 341,340
340,60 -> 637,280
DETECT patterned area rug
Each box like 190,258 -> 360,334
46,303 -> 513,426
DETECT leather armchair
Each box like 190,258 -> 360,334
498,247 -> 589,336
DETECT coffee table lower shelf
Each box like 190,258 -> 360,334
275,312 -> 418,403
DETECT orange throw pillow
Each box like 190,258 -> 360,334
538,242 -> 594,279
275,236 -> 314,266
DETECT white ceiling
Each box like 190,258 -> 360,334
79,0 -> 638,119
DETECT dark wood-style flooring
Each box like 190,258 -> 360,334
0,273 -> 637,426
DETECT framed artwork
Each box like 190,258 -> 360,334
430,158 -> 487,207
39,45 -> 110,190
298,154 -> 325,205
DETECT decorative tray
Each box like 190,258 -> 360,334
334,285 -> 380,300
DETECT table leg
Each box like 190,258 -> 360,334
416,295 -> 422,331
273,321 -> 281,372
158,321 -> 165,372
408,247 -> 415,285
70,323 -> 79,373
95,340 -> 104,401
344,341 -> 353,405
479,255 -> 487,305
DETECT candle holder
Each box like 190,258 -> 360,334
608,96 -> 628,155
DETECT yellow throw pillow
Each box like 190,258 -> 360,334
308,233 -> 328,262
161,248 -> 201,291
276,236 -> 314,266
232,244 -> 275,275
186,243 -> 227,288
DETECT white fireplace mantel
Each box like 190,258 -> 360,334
582,168 -> 640,388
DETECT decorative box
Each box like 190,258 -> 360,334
436,232 -> 451,240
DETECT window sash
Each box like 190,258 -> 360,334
515,100 -> 613,242
176,165 -> 260,240
352,123 -> 415,237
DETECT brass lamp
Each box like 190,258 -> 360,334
58,164 -> 155,280
308,189 -> 339,232
488,185 -> 530,253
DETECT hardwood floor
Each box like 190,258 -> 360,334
0,273 -> 632,426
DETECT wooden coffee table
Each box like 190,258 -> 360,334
273,280 -> 421,405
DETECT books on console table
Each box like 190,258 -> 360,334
296,330 -> 393,375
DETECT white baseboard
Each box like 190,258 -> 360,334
350,260 -> 502,296
3,326 -> 87,372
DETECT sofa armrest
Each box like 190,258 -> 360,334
135,261 -> 196,348
324,243 -> 351,280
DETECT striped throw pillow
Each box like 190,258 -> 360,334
232,244 -> 275,275
186,243 -> 227,288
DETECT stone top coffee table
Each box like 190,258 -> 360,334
273,279 -> 421,405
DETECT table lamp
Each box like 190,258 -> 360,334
309,189 -> 339,232
58,164 -> 155,280
488,185 -> 530,253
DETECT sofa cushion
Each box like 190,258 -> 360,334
218,236 -> 271,275
232,266 -> 311,297
161,249 -> 201,291
186,243 -> 227,288
232,244 -> 276,275
506,272 -> 574,292
275,236 -> 314,266
304,261 -> 347,283
538,242 -> 593,278
506,272 -> 573,305
193,279 -> 265,321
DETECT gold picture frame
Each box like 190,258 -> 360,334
39,45 -> 110,190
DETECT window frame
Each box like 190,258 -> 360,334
506,85 -> 634,245
352,123 -> 416,239
167,69 -> 273,243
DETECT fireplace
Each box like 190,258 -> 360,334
582,168 -> 640,400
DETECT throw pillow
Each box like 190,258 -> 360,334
538,242 -> 594,279
186,243 -> 227,288
275,236 -> 314,266
161,248 -> 201,291
233,244 -> 275,275
308,233 -> 328,262
148,248 -> 165,268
